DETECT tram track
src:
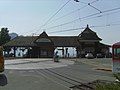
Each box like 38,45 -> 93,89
49,60 -> 112,88
44,69 -> 93,89
32,68 -> 93,90
20,59 -> 112,90
33,69 -> 72,89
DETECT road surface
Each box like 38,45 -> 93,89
0,58 -> 115,90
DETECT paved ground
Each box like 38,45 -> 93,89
77,58 -> 112,71
0,58 -> 115,90
5,58 -> 74,70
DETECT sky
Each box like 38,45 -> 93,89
0,0 -> 120,45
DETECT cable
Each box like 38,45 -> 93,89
80,10 -> 120,21
88,3 -> 102,13
46,5 -> 87,24
48,23 -> 120,34
34,0 -> 71,34
43,0 -> 100,27
45,7 -> 120,30
48,27 -> 85,34
87,0 -> 102,13
26,0 -> 100,35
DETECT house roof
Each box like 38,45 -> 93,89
112,42 -> 120,48
38,31 -> 49,38
50,36 -> 79,47
4,36 -> 37,47
34,31 -> 54,46
4,36 -> 80,47
78,25 -> 102,41
98,43 -> 111,48
113,42 -> 120,46
4,26 -> 106,47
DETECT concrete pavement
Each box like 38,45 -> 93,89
0,58 -> 115,90
5,58 -> 74,70
76,58 -> 112,71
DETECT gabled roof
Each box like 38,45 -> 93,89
34,31 -> 54,45
78,25 -> 102,41
4,36 -> 37,47
4,36 -> 80,47
4,26 -> 104,47
38,31 -> 49,38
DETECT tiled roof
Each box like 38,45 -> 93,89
4,26 -> 104,47
78,25 -> 102,40
99,43 -> 111,48
50,36 -> 79,47
4,36 -> 80,47
34,31 -> 54,45
4,36 -> 37,47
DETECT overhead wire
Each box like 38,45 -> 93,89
88,3 -> 102,13
31,0 -> 100,35
48,10 -> 120,34
87,0 -> 102,13
34,0 -> 72,34
26,0 -> 100,35
48,27 -> 85,34
42,0 -> 100,28
45,7 -> 120,30
46,5 -> 87,24
27,0 -> 120,35
80,10 -> 120,22
48,23 -> 120,34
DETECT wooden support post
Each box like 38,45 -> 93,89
62,47 -> 64,58
13,47 -> 16,57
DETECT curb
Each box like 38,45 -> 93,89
96,68 -> 112,72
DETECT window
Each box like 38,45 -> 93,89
114,48 -> 120,60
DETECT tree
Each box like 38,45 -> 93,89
0,28 -> 11,46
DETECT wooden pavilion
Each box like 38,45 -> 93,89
3,25 -> 110,58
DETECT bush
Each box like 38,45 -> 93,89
96,83 -> 120,90
96,73 -> 120,90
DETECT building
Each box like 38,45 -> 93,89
3,25 -> 110,58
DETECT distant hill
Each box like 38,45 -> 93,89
9,33 -> 18,40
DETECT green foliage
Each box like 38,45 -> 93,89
0,28 -> 11,45
113,73 -> 120,81
0,46 -> 3,56
96,73 -> 120,90
96,83 -> 120,90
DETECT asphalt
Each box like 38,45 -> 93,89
77,58 -> 112,71
5,58 -> 74,70
0,58 -> 115,90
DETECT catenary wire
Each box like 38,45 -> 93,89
48,23 -> 120,34
88,3 -> 102,13
41,0 -> 100,28
34,0 -> 72,34
45,7 -> 120,30
23,0 -> 100,35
